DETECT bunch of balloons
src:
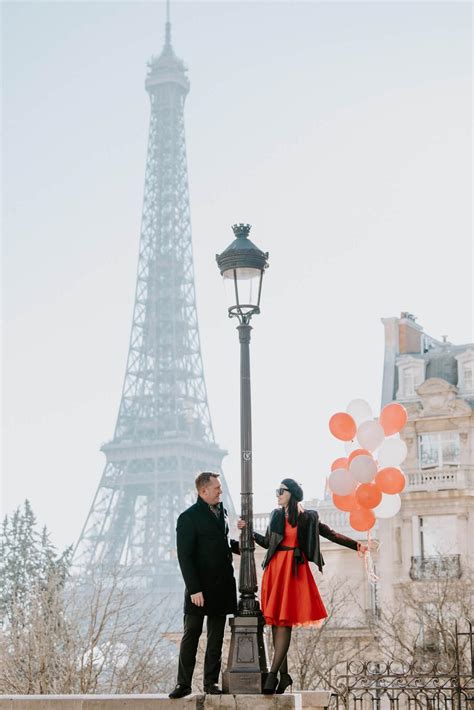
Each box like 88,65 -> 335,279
328,400 -> 408,532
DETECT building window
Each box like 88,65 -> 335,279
418,432 -> 460,469
369,572 -> 380,618
455,349 -> 474,393
418,602 -> 441,652
403,369 -> 417,397
396,356 -> 425,399
464,364 -> 473,392
419,515 -> 457,557
410,515 -> 461,582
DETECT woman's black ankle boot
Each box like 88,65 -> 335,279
263,672 -> 279,694
276,673 -> 293,694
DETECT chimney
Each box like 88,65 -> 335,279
399,312 -> 423,354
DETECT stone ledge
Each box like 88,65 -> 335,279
0,692 -> 331,710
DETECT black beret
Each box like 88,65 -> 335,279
281,478 -> 304,502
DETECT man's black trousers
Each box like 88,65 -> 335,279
177,613 -> 227,688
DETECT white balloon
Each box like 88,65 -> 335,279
346,398 -> 373,425
328,468 -> 357,496
344,439 -> 359,455
349,454 -> 378,483
373,493 -> 401,518
357,420 -> 385,451
377,438 -> 408,467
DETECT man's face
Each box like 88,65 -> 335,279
200,477 -> 222,506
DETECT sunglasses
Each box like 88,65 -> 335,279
276,487 -> 289,496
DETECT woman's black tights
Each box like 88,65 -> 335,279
270,625 -> 292,674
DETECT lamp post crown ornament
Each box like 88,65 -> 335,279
215,223 -> 269,274
232,223 -> 251,238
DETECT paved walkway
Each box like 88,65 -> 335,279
0,692 -> 331,710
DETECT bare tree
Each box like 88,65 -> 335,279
0,503 -> 179,694
366,573 -> 473,667
0,563 -> 179,693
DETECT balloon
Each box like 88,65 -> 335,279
328,468 -> 357,496
332,492 -> 358,512
355,483 -> 382,509
344,439 -> 359,455
348,448 -> 371,464
375,467 -> 406,494
350,507 -> 376,532
331,457 -> 348,471
329,413 -> 357,441
357,420 -> 385,451
373,493 -> 401,519
349,454 -> 378,483
346,398 -> 373,425
380,403 -> 408,436
377,438 -> 408,467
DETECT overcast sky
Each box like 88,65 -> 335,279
2,1 -> 472,551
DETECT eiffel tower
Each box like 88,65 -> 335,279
73,9 -> 233,597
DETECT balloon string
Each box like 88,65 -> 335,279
363,530 -> 379,586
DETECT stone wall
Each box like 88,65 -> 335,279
0,693 -> 331,710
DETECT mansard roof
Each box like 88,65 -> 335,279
382,313 -> 473,406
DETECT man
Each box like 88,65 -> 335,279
169,472 -> 239,698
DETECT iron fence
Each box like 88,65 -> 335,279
330,618 -> 474,710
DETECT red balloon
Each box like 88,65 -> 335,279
379,403 -> 408,436
355,483 -> 382,509
350,507 -> 376,532
331,457 -> 348,471
332,491 -> 358,512
348,448 -> 371,464
375,467 -> 406,494
329,413 -> 357,441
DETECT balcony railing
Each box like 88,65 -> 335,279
253,513 -> 270,533
253,505 -> 371,540
409,554 -> 462,580
405,466 -> 474,492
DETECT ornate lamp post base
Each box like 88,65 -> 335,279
222,616 -> 268,694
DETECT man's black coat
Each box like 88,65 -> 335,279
176,496 -> 239,616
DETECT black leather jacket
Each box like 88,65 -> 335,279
254,507 -> 358,573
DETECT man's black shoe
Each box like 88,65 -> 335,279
204,684 -> 222,695
169,684 -> 192,699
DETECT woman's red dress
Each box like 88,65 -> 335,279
260,518 -> 328,627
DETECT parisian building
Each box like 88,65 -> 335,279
252,312 -> 474,646
377,313 -> 473,614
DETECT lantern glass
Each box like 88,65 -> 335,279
223,267 -> 263,314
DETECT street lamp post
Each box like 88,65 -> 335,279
216,223 -> 269,694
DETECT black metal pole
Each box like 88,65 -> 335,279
237,323 -> 259,614
222,322 -> 267,694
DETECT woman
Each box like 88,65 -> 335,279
252,478 -> 366,694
